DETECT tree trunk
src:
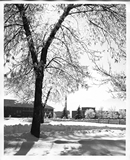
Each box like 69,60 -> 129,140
31,67 -> 43,138
16,4 -> 74,138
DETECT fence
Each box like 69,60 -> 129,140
79,118 -> 126,125
52,118 -> 126,125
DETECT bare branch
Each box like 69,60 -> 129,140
16,4 -> 38,66
40,4 -> 74,64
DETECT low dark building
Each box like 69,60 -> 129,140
72,107 -> 95,118
54,111 -> 62,118
72,111 -> 77,119
54,110 -> 70,118
4,99 -> 54,118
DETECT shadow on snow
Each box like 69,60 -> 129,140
54,139 -> 125,156
4,124 -> 126,156
4,132 -> 48,155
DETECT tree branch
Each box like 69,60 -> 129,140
4,23 -> 23,28
16,4 -> 38,66
43,87 -> 52,108
40,4 -> 74,64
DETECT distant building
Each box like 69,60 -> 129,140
72,107 -> 95,118
72,111 -> 77,119
54,110 -> 70,118
4,99 -> 54,118
54,111 -> 62,118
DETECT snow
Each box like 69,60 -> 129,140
4,118 -> 126,156
49,121 -> 126,128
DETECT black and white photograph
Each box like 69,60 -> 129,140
1,1 -> 130,158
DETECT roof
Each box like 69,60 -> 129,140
55,110 -> 70,116
4,99 -> 54,109
82,107 -> 95,110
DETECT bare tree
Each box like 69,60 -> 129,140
108,106 -> 118,119
4,4 -> 89,138
70,4 -> 126,99
4,4 -> 126,138
96,106 -> 104,119
93,63 -> 126,99
119,109 -> 126,119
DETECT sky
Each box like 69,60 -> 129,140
47,79 -> 126,113
2,3 -> 128,114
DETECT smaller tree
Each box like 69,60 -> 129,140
48,112 -> 52,118
85,109 -> 95,119
108,107 -> 118,119
61,106 -> 68,119
75,106 -> 83,119
119,109 -> 126,119
96,107 -> 104,119
102,111 -> 108,119
53,112 -> 57,119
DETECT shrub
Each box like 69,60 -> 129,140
48,112 -> 52,118
119,109 -> 126,119
75,107 -> 83,119
96,107 -> 104,119
102,111 -> 108,119
85,109 -> 96,119
107,110 -> 119,119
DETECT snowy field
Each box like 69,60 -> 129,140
4,118 -> 126,156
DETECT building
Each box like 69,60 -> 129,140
72,111 -> 77,119
4,99 -> 54,118
54,110 -> 70,118
72,107 -> 95,118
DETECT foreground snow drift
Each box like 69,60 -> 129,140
4,118 -> 126,156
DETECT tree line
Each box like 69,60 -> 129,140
54,106 -> 126,119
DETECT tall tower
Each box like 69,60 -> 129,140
65,95 -> 67,110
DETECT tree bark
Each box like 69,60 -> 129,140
31,66 -> 43,138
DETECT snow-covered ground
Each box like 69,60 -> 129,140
4,118 -> 126,156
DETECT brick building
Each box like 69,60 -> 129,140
4,99 -> 54,118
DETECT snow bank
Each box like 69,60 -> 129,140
4,117 -> 31,126
4,118 -> 126,135
4,124 -> 31,134
4,123 -> 125,136
4,125 -> 126,156
50,121 -> 126,128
